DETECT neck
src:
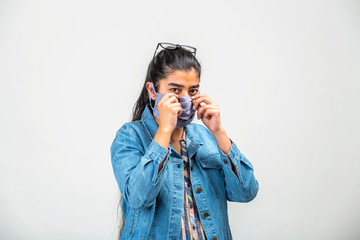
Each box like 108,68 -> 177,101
170,127 -> 184,143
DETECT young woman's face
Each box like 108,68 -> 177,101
157,68 -> 200,98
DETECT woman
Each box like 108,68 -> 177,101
110,43 -> 259,240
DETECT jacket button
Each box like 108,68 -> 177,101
213,237 -> 217,240
191,165 -> 194,171
204,211 -> 209,217
196,187 -> 202,193
223,159 -> 228,164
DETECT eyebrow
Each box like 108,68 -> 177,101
168,83 -> 200,88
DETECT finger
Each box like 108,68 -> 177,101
176,107 -> 182,115
173,105 -> 182,115
195,104 -> 217,111
197,105 -> 214,119
193,95 -> 214,106
191,93 -> 207,100
192,95 -> 216,109
169,102 -> 182,114
196,104 -> 217,118
169,102 -> 181,109
160,92 -> 178,101
168,95 -> 179,104
161,94 -> 179,104
203,108 -> 218,120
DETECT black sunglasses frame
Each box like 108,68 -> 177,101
152,42 -> 197,59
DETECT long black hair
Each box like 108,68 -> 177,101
116,45 -> 201,239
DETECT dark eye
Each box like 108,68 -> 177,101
170,88 -> 180,93
190,89 -> 199,95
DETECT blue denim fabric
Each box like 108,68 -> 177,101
110,104 -> 259,240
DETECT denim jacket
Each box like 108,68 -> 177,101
110,104 -> 259,240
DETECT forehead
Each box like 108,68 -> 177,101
160,68 -> 200,87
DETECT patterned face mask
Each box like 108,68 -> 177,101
148,82 -> 196,128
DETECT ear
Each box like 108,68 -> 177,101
146,82 -> 156,101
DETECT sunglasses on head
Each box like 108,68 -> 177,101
153,42 -> 197,59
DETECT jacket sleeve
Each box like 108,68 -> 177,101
218,139 -> 259,202
110,123 -> 172,209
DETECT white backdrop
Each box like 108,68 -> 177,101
1,0 -> 359,239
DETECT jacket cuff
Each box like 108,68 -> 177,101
145,139 -> 172,181
146,140 -> 171,164
219,138 -> 254,170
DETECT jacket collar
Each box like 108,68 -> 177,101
141,104 -> 203,158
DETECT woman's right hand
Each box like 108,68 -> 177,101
157,93 -> 182,133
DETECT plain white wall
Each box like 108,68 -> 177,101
1,0 -> 359,239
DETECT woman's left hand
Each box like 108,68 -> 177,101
191,93 -> 223,133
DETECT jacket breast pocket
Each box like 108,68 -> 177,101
198,152 -> 222,169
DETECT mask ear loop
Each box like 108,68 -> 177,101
150,82 -> 157,94
149,82 -> 157,110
